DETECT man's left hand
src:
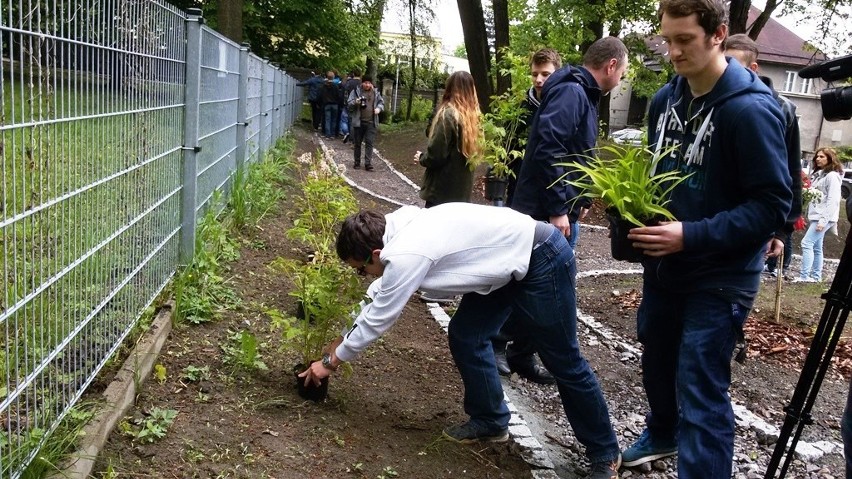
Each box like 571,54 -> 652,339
627,221 -> 684,256
298,361 -> 331,387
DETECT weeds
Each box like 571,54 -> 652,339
222,329 -> 268,372
119,407 -> 178,443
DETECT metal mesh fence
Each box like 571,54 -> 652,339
0,2 -> 300,477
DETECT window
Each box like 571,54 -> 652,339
783,71 -> 815,95
783,71 -> 797,92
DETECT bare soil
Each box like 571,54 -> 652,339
91,120 -> 852,478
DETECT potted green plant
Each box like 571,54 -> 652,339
269,250 -> 362,401
561,144 -> 691,262
270,154 -> 362,401
480,51 -> 532,205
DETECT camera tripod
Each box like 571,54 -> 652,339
764,234 -> 852,478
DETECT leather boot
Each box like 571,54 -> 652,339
494,349 -> 511,376
507,354 -> 555,384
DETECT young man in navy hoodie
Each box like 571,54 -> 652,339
511,36 -> 628,245
621,0 -> 792,476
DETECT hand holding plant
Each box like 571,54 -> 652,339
560,144 -> 691,227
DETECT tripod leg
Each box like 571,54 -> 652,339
765,236 -> 852,478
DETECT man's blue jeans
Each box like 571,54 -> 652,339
637,282 -> 749,478
447,226 -> 619,463
800,220 -> 835,281
323,104 -> 339,137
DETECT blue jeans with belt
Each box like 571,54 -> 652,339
447,225 -> 619,463
637,282 -> 750,477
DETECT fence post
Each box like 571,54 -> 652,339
235,43 -> 249,171
259,60 -> 270,157
272,69 -> 281,142
180,8 -> 203,265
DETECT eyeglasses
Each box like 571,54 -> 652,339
356,253 -> 372,276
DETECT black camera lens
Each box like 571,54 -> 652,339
822,86 -> 852,122
360,97 -> 367,107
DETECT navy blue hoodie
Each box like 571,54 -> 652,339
645,59 -> 792,303
511,66 -> 600,221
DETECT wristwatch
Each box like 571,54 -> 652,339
321,352 -> 338,371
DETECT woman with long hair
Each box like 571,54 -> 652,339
796,147 -> 843,282
414,71 -> 482,207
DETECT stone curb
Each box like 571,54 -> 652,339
50,302 -> 174,479
424,301 -> 556,473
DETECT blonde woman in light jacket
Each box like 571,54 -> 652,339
797,147 -> 842,282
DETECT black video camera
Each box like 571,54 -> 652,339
799,54 -> 852,121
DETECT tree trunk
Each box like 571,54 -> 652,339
406,0 -> 418,121
217,0 -> 244,43
365,0 -> 387,82
457,0 -> 492,111
493,0 -> 511,96
748,0 -> 779,39
729,0 -> 751,35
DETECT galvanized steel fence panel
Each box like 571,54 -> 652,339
0,2 -> 301,477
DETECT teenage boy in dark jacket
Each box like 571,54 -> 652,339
320,71 -> 342,138
511,36 -> 628,247
621,1 -> 792,475
492,48 -> 562,384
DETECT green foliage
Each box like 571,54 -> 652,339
182,365 -> 212,382
222,330 -> 268,372
14,403 -> 95,479
272,152 -> 362,365
561,145 -> 692,226
480,49 -> 532,178
836,145 -> 852,165
408,95 -> 434,122
453,44 -> 467,58
120,408 -> 178,444
230,136 -> 295,230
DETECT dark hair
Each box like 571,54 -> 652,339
583,36 -> 628,70
725,33 -> 759,63
531,48 -> 562,69
352,68 -> 362,77
362,75 -> 373,83
336,210 -> 386,261
658,0 -> 728,37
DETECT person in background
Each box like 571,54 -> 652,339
320,70 -> 342,139
725,33 -> 802,282
795,147 -> 842,283
413,71 -> 482,207
296,72 -> 324,131
511,36 -> 628,248
342,69 -> 363,144
300,203 -> 622,479
347,75 -> 384,171
622,0 -> 791,475
491,48 -> 563,384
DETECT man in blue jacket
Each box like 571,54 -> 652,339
622,0 -> 792,476
511,36 -> 628,245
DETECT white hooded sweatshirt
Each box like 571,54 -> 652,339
335,203 -> 537,362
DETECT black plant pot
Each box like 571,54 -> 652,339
484,176 -> 508,202
607,213 -> 649,263
293,364 -> 329,402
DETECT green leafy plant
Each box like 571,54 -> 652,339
182,365 -> 211,382
222,329 -> 268,371
269,254 -> 362,366
121,408 -> 178,444
561,145 -> 692,226
478,49 -> 533,179
272,152 -> 362,366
